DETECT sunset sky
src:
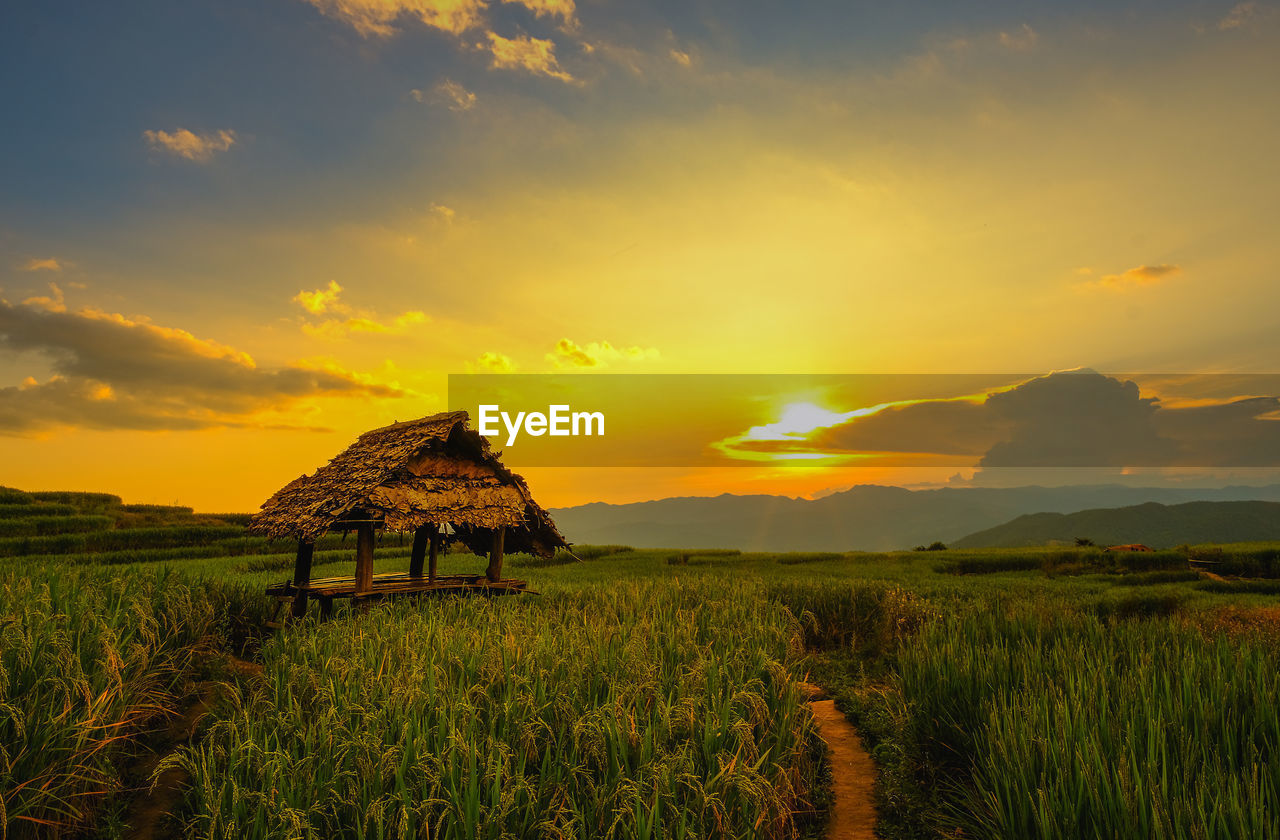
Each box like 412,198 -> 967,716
2,0 -> 1278,511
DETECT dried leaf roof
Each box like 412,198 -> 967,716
249,410 -> 567,557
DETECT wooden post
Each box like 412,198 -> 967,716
486,526 -> 505,583
355,523 -> 375,595
428,528 -> 441,583
291,540 -> 314,618
409,526 -> 429,578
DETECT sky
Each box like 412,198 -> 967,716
1,0 -> 1278,510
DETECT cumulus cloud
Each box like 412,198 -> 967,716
476,351 -> 515,372
292,281 -> 428,339
143,128 -> 238,162
545,337 -> 660,369
482,32 -> 575,82
20,258 -> 63,272
978,371 -> 1177,467
293,280 -> 344,315
0,300 -> 404,435
413,78 -> 477,110
669,48 -> 692,67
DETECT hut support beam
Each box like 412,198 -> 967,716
291,540 -> 314,618
429,529 -> 441,583
409,526 -> 430,578
486,526 -> 505,583
355,524 -> 375,595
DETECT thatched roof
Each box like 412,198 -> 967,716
249,411 -> 567,557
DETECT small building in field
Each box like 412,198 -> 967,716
1104,543 -> 1154,552
249,410 -> 567,621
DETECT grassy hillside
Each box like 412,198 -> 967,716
953,500 -> 1280,549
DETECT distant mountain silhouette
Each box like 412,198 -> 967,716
550,484 -> 1280,551
953,500 -> 1280,549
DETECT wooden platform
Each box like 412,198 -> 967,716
265,571 -> 532,625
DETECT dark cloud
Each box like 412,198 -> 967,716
779,371 -> 1280,468
812,399 -> 1004,457
0,301 -> 404,435
979,371 -> 1178,467
1153,396 -> 1280,466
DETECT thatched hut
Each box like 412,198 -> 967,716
251,410 -> 567,620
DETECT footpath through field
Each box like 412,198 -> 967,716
802,684 -> 879,840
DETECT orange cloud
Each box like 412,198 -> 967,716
302,311 -> 428,339
545,337 -> 659,368
1096,263 -> 1182,288
304,0 -> 484,37
143,128 -> 237,162
293,281 -> 427,338
22,283 -> 66,313
0,299 -> 403,435
507,0 -> 576,27
20,258 -> 63,272
483,32 -> 575,82
476,351 -> 515,372
294,280 -> 345,315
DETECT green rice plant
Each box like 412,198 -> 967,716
0,504 -> 79,519
27,492 -> 122,510
0,526 -> 247,558
176,580 -> 826,840
772,552 -> 843,565
1110,570 -> 1203,587
1094,590 -> 1188,621
32,515 -> 116,536
870,600 -> 1280,839
567,544 -> 636,560
1198,578 -> 1280,595
0,488 -> 34,505
935,555 -> 1043,575
0,562 -> 266,838
118,504 -> 196,515
0,519 -> 37,538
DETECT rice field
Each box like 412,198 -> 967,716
2,487 -> 1280,839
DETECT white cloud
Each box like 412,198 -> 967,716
998,23 -> 1039,51
143,128 -> 238,162
413,78 -> 478,110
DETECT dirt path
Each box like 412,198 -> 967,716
123,657 -> 263,840
801,683 -> 879,840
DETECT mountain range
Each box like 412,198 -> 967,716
952,500 -> 1280,549
550,484 -> 1280,551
